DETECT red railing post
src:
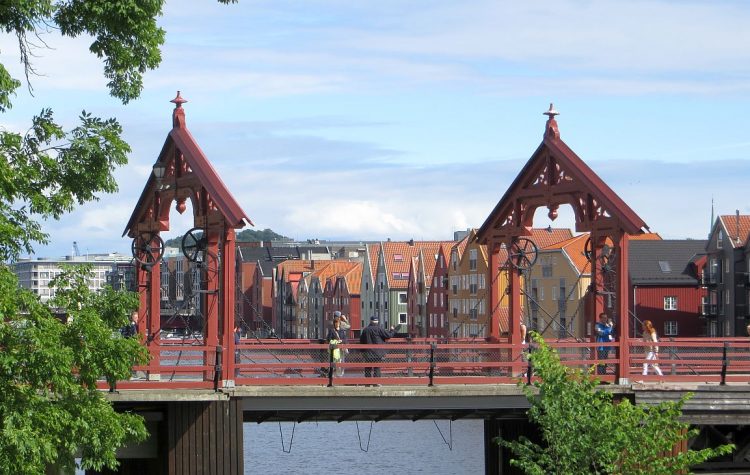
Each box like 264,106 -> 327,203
213,345 -> 223,391
617,233 -> 630,384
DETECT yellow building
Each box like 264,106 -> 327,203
447,228 -> 573,338
526,233 -> 590,340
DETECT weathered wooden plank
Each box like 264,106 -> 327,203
168,402 -> 176,475
194,402 -> 203,475
202,402 -> 210,475
223,400 -> 231,474
230,398 -> 238,475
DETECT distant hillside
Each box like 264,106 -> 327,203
164,228 -> 292,248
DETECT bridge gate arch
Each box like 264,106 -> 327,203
121,93 -> 252,474
476,104 -> 649,383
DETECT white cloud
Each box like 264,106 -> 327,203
7,0 -> 750,258
286,201 -> 421,237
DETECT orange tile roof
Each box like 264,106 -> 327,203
312,260 -> 359,282
341,262 -> 363,295
366,244 -> 380,282
527,228 -> 574,249
382,241 -> 454,289
276,260 -> 315,282
549,233 -> 590,274
719,214 -> 750,248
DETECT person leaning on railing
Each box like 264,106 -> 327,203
359,316 -> 396,380
595,313 -> 614,375
327,312 -> 349,376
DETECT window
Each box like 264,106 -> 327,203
542,265 -> 553,278
469,308 -> 478,320
664,321 -> 678,336
709,258 -> 720,284
398,292 -> 407,304
559,278 -> 566,301
451,251 -> 458,271
469,249 -> 477,270
399,313 -> 407,324
717,229 -> 723,249
664,296 -> 677,310
394,254 -> 404,262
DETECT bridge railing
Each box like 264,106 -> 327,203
627,338 -> 750,383
100,337 -> 750,390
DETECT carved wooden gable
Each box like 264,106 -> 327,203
477,105 -> 647,244
123,92 -> 251,238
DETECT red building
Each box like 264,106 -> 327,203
426,244 -> 451,339
629,239 -> 708,338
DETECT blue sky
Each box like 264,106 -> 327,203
2,0 -> 748,258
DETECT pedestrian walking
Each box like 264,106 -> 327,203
641,320 -> 663,377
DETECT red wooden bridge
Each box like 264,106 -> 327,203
105,336 -> 750,391
106,98 -> 748,474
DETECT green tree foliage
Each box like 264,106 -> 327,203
0,1 -> 235,472
236,227 -> 291,242
164,227 -> 291,247
497,333 -> 734,475
0,265 -> 149,473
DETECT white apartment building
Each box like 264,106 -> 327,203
13,253 -> 134,303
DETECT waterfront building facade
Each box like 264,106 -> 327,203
359,244 -> 380,330
629,239 -> 707,338
426,244 -> 451,339
704,213 -> 750,336
448,230 -> 489,338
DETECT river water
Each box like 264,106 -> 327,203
244,419 -> 485,474
76,419 -> 485,473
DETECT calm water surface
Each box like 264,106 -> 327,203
244,419 -> 485,474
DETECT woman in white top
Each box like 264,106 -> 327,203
641,320 -> 663,376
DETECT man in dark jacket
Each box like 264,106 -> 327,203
121,311 -> 139,339
359,316 -> 396,378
